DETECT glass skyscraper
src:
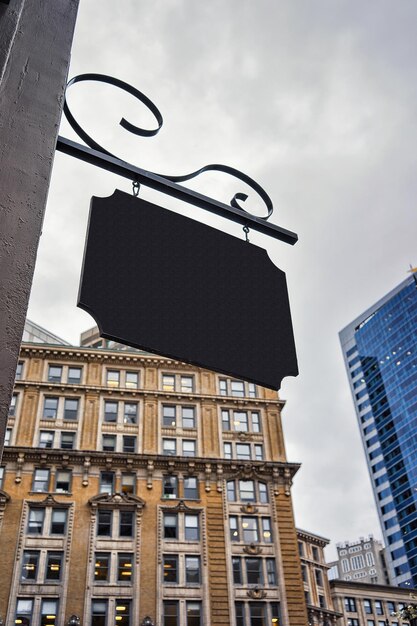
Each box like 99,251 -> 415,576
340,274 -> 417,587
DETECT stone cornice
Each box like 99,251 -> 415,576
297,528 -> 330,547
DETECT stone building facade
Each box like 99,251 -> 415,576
328,537 -> 389,586
0,330 -> 308,626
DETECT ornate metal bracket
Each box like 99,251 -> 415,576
56,73 -> 298,244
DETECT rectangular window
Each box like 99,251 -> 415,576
163,513 -> 178,539
242,517 -> 258,543
163,438 -> 177,455
259,482 -> 268,503
254,444 -> 263,461
163,554 -> 178,583
222,410 -> 230,431
232,557 -> 242,584
187,601 -> 201,626
219,379 -> 228,395
374,601 -> 383,615
248,383 -> 257,398
60,432 -> 75,450
33,469 -> 50,492
227,480 -> 236,502
182,406 -> 195,428
55,470 -> 71,493
21,551 -> 40,581
119,511 -> 134,537
184,476 -> 198,499
125,371 -> 138,389
94,553 -> 110,581
39,431 -> 54,448
261,518 -> 272,543
267,558 -> 277,585
250,603 -> 266,626
239,479 -> 255,502
48,365 -> 62,382
97,510 -> 112,536
246,558 -> 263,585
45,552 -> 63,581
162,374 -> 175,391
50,509 -> 67,534
185,514 -> 199,541
9,393 -> 18,416
0,467 -> 4,489
102,434 -> 116,452
123,435 -> 136,453
182,440 -> 196,457
92,600 -> 107,626
252,412 -> 261,432
163,405 -> 176,427
104,400 -> 118,422
235,603 -> 245,626
387,602 -> 396,615
364,600 -> 373,614
236,443 -> 251,460
319,595 -> 326,608
224,442 -> 232,459
230,516 -> 239,541
231,381 -> 245,397
118,553 -> 133,582
121,473 -> 136,494
68,367 -> 82,384
163,601 -> 178,626
345,598 -> 357,612
234,411 -> 248,432
185,555 -> 200,584
41,599 -> 58,626
64,398 -> 79,420
107,370 -> 120,387
181,376 -> 194,393
100,472 -> 115,494
124,402 -> 138,424
16,361 -> 23,380
162,476 -> 178,498
315,568 -> 323,586
43,397 -> 58,419
16,599 -> 34,626
5,428 -> 11,446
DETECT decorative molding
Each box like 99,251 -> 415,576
89,491 -> 146,510
160,499 -> 199,513
15,452 -> 25,483
243,543 -> 263,555
146,459 -> 154,489
205,463 -> 212,493
240,503 -> 259,515
247,586 -> 267,599
216,463 -> 223,492
82,456 -> 91,487
27,493 -> 72,508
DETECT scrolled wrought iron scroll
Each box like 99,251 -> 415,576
63,73 -> 273,219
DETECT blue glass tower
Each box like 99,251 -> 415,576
340,275 -> 417,586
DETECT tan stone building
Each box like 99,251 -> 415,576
0,324 -> 309,626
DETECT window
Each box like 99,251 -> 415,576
227,479 -> 268,503
48,365 -> 62,382
68,367 -> 82,384
374,601 -> 383,615
221,410 -> 230,431
16,361 -> 24,380
33,469 -> 50,492
236,444 -> 251,460
231,381 -> 245,396
221,409 -> 261,432
224,443 -> 232,459
100,472 -> 115,494
21,551 -> 39,581
219,378 -> 257,398
233,557 -> 242,584
39,431 -> 54,448
121,473 -> 136,494
102,435 -> 116,452
387,602 -> 396,614
162,374 -> 175,391
163,601 -> 178,626
119,511 -> 134,537
45,552 -> 63,581
106,370 -> 120,387
234,411 -> 248,431
242,517 -> 258,543
181,376 -> 194,393
182,440 -> 196,457
40,599 -> 58,626
92,600 -> 107,626
254,444 -> 264,461
351,554 -> 365,570
55,470 -> 71,493
342,558 -> 350,573
118,553 -> 133,582
185,514 -> 199,540
163,554 -> 178,583
64,398 -> 79,420
162,374 -> 194,392
246,558 -> 263,585
345,598 -> 357,612
123,435 -> 136,453
0,467 -> 4,489
5,428 -> 11,446
315,568 -> 323,586
185,556 -> 200,584
104,401 -> 118,422
164,513 -> 178,539
250,603 -> 266,626
94,553 -> 110,581
187,601 -> 201,626
319,595 -> 326,609
235,603 -> 245,626
312,546 -> 319,561
162,405 -> 196,428
97,510 -> 112,536
261,518 -> 272,542
162,476 -> 178,498
60,432 -> 75,449
184,476 -> 199,499
347,621 -> 359,626
9,393 -> 18,416
125,371 -> 138,389
266,559 -> 277,585
364,600 -> 373,614
43,397 -> 58,419
298,541 -> 304,556
259,482 -> 268,503
50,509 -> 67,534
230,516 -> 239,541
124,402 -> 138,424
15,599 -> 33,626
252,412 -> 261,431
163,438 -> 177,455
163,405 -> 176,427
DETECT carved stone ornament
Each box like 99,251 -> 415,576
247,586 -> 267,599
243,543 -> 262,555
237,432 -> 250,442
240,503 -> 259,515
161,499 -> 197,513
140,617 -> 155,626
89,492 -> 145,510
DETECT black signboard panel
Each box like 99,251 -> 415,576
78,190 -> 298,390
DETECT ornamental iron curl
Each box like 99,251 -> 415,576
63,73 -> 273,220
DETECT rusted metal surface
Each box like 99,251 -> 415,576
0,0 -> 79,460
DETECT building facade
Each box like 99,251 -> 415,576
0,328 -> 309,626
328,537 -> 389,586
339,275 -> 417,587
330,579 -> 416,626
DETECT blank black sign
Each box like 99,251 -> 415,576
78,190 -> 298,390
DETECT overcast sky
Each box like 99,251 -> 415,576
27,1 -> 417,560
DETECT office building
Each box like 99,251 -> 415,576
328,536 -> 389,585
0,323 -> 308,626
340,274 -> 417,586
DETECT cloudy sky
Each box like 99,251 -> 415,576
27,1 -> 417,559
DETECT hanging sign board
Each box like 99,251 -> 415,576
78,190 -> 298,390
